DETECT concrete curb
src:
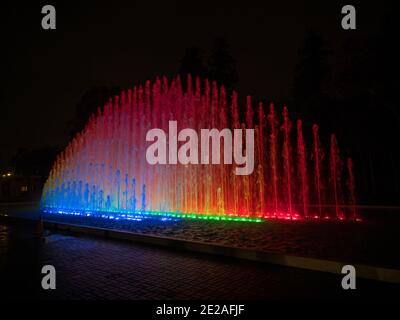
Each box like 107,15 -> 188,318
41,220 -> 400,285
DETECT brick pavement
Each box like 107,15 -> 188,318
1,222 -> 399,300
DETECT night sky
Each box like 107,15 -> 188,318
1,1 -> 385,167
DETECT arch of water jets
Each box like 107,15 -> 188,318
41,75 -> 358,222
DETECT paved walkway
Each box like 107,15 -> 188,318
1,222 -> 398,299
2,202 -> 400,269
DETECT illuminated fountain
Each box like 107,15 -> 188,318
41,75 -> 359,222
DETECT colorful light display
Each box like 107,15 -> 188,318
41,75 -> 358,222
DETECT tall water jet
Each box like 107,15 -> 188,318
230,91 -> 241,216
257,102 -> 266,215
329,134 -> 343,219
267,103 -> 279,215
244,96 -> 254,215
347,158 -> 357,220
312,124 -> 323,218
296,119 -> 309,218
281,107 -> 293,215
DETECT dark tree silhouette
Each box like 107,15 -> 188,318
70,86 -> 120,138
292,30 -> 331,121
374,3 -> 400,124
329,2 -> 400,206
179,46 -> 207,80
10,146 -> 59,179
291,15 -> 400,205
208,37 -> 238,93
